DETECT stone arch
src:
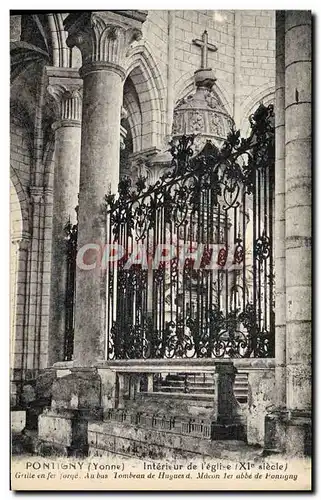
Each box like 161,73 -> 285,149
10,104 -> 32,235
10,166 -> 30,236
10,178 -> 23,241
125,41 -> 166,150
174,70 -> 233,117
240,84 -> 275,136
10,102 -> 34,158
47,13 -> 70,68
123,78 -> 143,153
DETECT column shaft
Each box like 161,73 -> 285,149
274,10 -> 286,409
285,10 -> 312,454
64,11 -> 147,366
49,123 -> 81,364
47,74 -> 82,365
74,67 -> 123,364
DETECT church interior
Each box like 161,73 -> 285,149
10,10 -> 311,459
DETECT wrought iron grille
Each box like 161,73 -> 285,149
64,216 -> 78,361
104,103 -> 275,360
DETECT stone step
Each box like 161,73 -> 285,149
162,372 -> 248,383
154,371 -> 248,403
235,384 -> 248,390
129,391 -> 217,417
157,380 -> 215,388
169,372 -> 248,380
137,391 -> 215,402
234,380 -> 248,386
156,385 -> 215,395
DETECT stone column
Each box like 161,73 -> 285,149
274,10 -> 286,413
264,12 -> 287,454
27,186 -> 45,375
284,11 -> 311,455
10,233 -> 30,406
64,11 -> 147,365
47,69 -> 82,365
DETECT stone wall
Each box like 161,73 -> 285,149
173,11 -> 235,110
129,10 -> 275,144
239,10 -> 275,132
10,117 -> 32,200
10,111 -> 53,399
10,117 -> 31,400
122,10 -> 275,151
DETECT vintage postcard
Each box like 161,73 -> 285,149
10,9 -> 312,491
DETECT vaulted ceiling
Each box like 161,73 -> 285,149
10,14 -> 53,133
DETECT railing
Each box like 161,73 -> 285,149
104,104 -> 275,360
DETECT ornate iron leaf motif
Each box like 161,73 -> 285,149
102,104 -> 275,359
255,231 -> 271,262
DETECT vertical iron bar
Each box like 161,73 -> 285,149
258,169 -> 261,332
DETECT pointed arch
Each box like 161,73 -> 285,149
10,166 -> 30,235
47,13 -> 70,68
240,84 -> 275,136
123,79 -> 143,153
124,41 -> 167,150
10,178 -> 23,241
174,70 -> 233,117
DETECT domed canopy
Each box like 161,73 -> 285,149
148,68 -> 234,177
172,68 -> 233,153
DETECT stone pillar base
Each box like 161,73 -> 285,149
247,367 -> 275,447
11,410 -> 26,433
265,409 -> 311,457
37,409 -> 102,457
36,369 -> 103,457
285,411 -> 312,457
264,408 -> 287,454
215,362 -> 242,424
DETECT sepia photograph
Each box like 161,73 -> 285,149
9,8 -> 312,491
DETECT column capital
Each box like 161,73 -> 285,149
64,11 -> 147,78
46,67 -> 83,127
47,85 -> 82,128
29,186 -> 45,204
11,232 -> 31,249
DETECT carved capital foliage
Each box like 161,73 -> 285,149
47,84 -> 83,122
64,11 -> 145,72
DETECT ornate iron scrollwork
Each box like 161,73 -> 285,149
103,104 -> 275,360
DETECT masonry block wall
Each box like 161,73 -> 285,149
143,11 -> 169,81
65,11 -> 275,146
10,118 -> 32,202
10,114 -> 53,400
133,10 -> 275,141
173,11 -> 235,110
239,11 -> 275,131
10,117 -> 31,404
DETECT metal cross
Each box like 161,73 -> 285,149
192,30 -> 217,69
